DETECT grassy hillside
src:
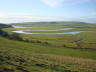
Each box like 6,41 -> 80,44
0,37 -> 96,72
0,23 -> 12,28
0,22 -> 96,72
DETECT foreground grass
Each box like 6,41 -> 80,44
0,37 -> 96,59
0,49 -> 96,72
0,37 -> 96,72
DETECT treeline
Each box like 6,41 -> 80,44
0,23 -> 12,28
0,29 -> 50,45
0,29 -> 23,41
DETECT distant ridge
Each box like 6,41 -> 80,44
11,21 -> 89,25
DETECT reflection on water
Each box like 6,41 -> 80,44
12,30 -> 93,35
12,25 -> 47,28
12,25 -> 95,35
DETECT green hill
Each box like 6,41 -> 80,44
0,36 -> 96,72
11,21 -> 96,28
0,23 -> 12,28
0,22 -> 96,72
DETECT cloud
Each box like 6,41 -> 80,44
0,13 -> 65,19
0,13 -> 41,18
0,13 -> 96,23
0,13 -> 65,23
41,0 -> 96,7
41,0 -> 64,7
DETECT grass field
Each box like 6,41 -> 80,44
0,22 -> 96,72
0,37 -> 96,72
3,22 -> 96,49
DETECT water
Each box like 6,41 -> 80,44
12,25 -> 94,35
12,30 -> 93,35
12,25 -> 47,28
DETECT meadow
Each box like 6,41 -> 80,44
0,22 -> 96,72
3,22 -> 96,49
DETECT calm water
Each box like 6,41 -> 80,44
12,25 -> 94,35
12,30 -> 93,35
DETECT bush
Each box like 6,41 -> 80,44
24,39 -> 36,43
0,30 -> 9,37
36,40 -> 42,43
43,42 -> 50,45
8,33 -> 23,41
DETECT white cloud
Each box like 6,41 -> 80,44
41,0 -> 64,7
0,13 -> 96,23
0,13 -> 64,19
0,13 -> 65,23
41,0 -> 95,7
0,13 -> 41,18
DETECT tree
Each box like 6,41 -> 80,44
0,29 -> 9,37
9,33 -> 23,41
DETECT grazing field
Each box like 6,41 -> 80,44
0,22 -> 96,72
3,22 -> 96,49
0,37 -> 96,72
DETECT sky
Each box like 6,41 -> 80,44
0,0 -> 96,23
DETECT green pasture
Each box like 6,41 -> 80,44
0,22 -> 96,72
0,36 -> 96,72
2,23 -> 96,49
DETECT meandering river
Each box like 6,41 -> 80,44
12,25 -> 94,35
